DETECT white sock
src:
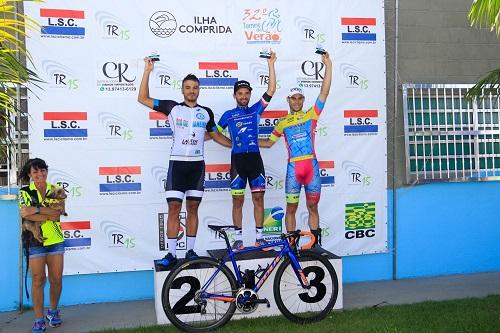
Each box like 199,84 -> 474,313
167,238 -> 177,257
235,228 -> 242,242
187,236 -> 196,251
256,227 -> 263,240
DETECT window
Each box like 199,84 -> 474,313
402,84 -> 500,184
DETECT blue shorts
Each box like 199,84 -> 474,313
28,242 -> 65,258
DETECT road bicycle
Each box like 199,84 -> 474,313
161,225 -> 339,331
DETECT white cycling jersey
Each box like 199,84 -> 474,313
153,99 -> 217,161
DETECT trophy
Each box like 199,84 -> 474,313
259,47 -> 272,59
315,44 -> 327,55
149,50 -> 160,62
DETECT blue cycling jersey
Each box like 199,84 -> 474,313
217,94 -> 271,154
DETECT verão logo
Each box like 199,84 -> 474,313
40,8 -> 85,39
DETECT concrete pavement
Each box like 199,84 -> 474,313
1,271 -> 500,333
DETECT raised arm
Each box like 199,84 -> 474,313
138,57 -> 155,109
266,51 -> 277,97
318,52 -> 333,103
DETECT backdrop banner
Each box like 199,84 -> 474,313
25,0 -> 387,275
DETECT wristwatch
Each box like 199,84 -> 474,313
35,206 -> 41,214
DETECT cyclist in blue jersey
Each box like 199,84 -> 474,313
139,57 -> 231,267
217,52 -> 277,250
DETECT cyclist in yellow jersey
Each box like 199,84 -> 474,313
260,52 -> 332,250
18,158 -> 65,332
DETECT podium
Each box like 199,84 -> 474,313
154,249 -> 343,324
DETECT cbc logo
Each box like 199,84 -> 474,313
149,11 -> 177,38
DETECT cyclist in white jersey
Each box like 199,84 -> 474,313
138,57 -> 231,267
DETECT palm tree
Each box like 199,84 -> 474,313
466,0 -> 500,97
0,0 -> 41,159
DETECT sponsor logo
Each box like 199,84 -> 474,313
100,220 -> 135,248
294,16 -> 325,44
344,109 -> 379,135
40,8 -> 85,39
263,207 -> 283,235
149,11 -> 177,38
319,161 -> 335,187
340,63 -> 369,90
242,8 -> 282,44
148,112 -> 172,139
342,160 -> 372,186
198,62 -> 238,89
62,221 -> 91,249
99,166 -> 142,195
98,112 -> 133,140
151,165 -> 168,193
95,11 -> 130,40
265,165 -> 284,190
149,11 -> 231,37
297,60 -> 325,89
345,202 -> 376,239
152,63 -> 182,89
179,16 -> 232,34
48,169 -> 83,198
341,17 -> 376,44
205,164 -> 231,191
97,61 -> 137,93
249,62 -> 282,89
259,110 -> 287,136
42,60 -> 79,90
43,112 -> 87,141
158,212 -> 187,251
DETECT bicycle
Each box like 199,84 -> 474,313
161,225 -> 339,331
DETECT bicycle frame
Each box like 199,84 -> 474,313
200,230 -> 310,303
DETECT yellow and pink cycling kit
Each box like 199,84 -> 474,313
269,98 -> 325,204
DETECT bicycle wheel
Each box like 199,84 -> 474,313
162,257 -> 238,331
273,251 -> 338,323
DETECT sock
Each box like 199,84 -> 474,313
311,228 -> 322,246
167,238 -> 177,257
35,317 -> 44,322
256,227 -> 263,240
235,227 -> 242,242
187,236 -> 196,251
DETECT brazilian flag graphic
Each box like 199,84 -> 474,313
345,202 -> 376,230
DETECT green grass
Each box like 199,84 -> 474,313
93,295 -> 500,333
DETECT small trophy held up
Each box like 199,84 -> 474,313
315,44 -> 327,55
149,50 -> 160,62
259,47 -> 272,59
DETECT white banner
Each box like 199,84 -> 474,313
25,0 -> 388,275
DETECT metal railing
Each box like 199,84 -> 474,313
402,83 -> 500,184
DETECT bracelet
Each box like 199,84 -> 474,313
35,206 -> 41,214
